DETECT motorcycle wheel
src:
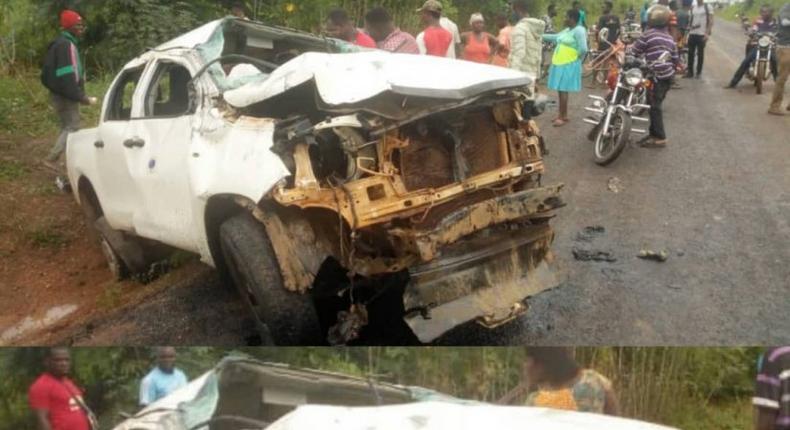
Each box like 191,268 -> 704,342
594,109 -> 631,166
756,61 -> 766,94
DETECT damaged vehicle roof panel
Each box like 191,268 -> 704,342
224,51 -> 533,109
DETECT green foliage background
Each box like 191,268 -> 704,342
0,0 -> 651,73
0,347 -> 759,430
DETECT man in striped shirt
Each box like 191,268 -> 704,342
628,5 -> 680,148
754,347 -> 790,430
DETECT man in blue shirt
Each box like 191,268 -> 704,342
139,347 -> 188,407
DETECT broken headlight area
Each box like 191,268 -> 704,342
254,92 -> 563,343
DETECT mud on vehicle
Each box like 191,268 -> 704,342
67,18 -> 564,345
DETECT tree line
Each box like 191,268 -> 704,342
0,0 -> 648,74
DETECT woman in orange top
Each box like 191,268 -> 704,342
461,13 -> 498,63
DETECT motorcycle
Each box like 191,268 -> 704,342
583,51 -> 672,166
746,32 -> 776,94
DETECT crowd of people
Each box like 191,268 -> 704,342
25,346 -> 790,430
39,1 -> 788,170
28,347 -> 190,430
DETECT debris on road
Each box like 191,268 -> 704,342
328,304 -> 369,345
637,250 -> 669,262
572,247 -> 617,262
607,177 -> 623,193
574,226 -> 606,242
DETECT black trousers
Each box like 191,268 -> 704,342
649,79 -> 671,140
687,34 -> 707,76
729,47 -> 779,86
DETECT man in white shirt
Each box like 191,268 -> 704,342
685,0 -> 713,78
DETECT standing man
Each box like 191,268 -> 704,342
365,7 -> 420,54
724,5 -> 778,89
492,12 -> 514,67
40,10 -> 96,170
542,4 -> 558,34
29,348 -> 95,430
416,1 -> 455,58
685,0 -> 713,78
769,2 -> 790,115
325,8 -> 376,48
139,347 -> 188,407
597,1 -> 622,47
676,0 -> 692,43
435,2 -> 462,57
509,0 -> 546,83
753,347 -> 790,429
629,5 -> 680,148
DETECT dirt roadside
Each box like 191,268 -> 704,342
0,134 -> 211,345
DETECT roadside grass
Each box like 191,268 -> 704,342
25,218 -> 72,249
668,399 -> 750,430
0,69 -> 113,139
721,0 -> 786,21
0,159 -> 28,181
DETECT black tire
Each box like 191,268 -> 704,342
93,217 -> 129,280
756,61 -> 766,94
93,217 -> 154,279
219,212 -> 322,345
593,109 -> 632,166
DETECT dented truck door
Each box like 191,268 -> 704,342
122,58 -> 199,251
93,64 -> 148,232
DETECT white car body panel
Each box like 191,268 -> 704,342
224,51 -> 531,109
268,402 -> 678,430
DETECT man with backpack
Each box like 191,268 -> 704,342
40,10 -> 97,170
685,0 -> 713,78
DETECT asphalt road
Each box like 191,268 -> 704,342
59,20 -> 789,346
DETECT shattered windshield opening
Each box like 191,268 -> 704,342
196,18 -> 363,92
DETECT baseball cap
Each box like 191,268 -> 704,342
417,0 -> 443,13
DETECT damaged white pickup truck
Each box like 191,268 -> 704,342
67,18 -> 564,345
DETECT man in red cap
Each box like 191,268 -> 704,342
40,9 -> 96,169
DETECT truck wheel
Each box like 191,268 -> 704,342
93,216 -> 157,281
94,217 -> 127,280
219,212 -> 322,345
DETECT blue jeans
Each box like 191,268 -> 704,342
729,47 -> 778,86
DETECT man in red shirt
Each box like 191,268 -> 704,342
416,0 -> 455,58
325,8 -> 376,48
29,348 -> 92,430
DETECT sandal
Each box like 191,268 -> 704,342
552,118 -> 569,127
640,138 -> 667,148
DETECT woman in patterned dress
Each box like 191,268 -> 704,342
523,347 -> 620,415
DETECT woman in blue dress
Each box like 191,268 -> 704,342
542,10 -> 588,127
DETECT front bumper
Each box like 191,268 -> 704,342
403,187 -> 562,342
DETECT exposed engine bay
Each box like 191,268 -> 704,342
228,89 -> 564,343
